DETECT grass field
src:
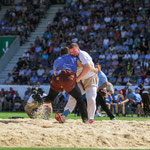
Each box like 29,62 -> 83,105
0,112 -> 150,150
0,112 -> 150,121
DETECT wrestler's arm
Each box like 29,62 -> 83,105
90,67 -> 99,74
98,82 -> 108,90
90,64 -> 101,74
77,59 -> 83,67
77,60 -> 96,70
76,63 -> 91,82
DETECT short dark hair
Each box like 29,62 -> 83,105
96,62 -> 100,65
95,62 -> 101,67
69,43 -> 79,49
139,83 -> 143,89
61,47 -> 69,55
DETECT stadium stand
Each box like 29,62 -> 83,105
0,0 -> 51,45
0,1 -> 63,84
3,0 -> 149,86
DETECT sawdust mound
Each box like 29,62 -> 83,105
0,118 -> 150,149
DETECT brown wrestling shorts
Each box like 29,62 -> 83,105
50,70 -> 76,93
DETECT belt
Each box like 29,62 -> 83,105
80,80 -> 85,91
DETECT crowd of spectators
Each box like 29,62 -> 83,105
2,0 -> 150,86
0,0 -> 51,45
1,0 -> 15,6
0,85 -> 68,112
0,87 -> 24,112
0,84 -> 149,116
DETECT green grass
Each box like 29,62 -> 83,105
0,112 -> 150,121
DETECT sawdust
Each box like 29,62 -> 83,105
0,118 -> 150,149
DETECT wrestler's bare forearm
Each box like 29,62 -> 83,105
98,82 -> 108,90
90,67 -> 98,74
76,64 -> 91,82
77,60 -> 84,67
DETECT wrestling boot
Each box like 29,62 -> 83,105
55,113 -> 66,123
89,119 -> 95,124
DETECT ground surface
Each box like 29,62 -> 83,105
0,113 -> 150,149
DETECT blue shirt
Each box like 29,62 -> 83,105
118,95 -> 124,103
113,93 -> 120,103
129,92 -> 142,103
113,93 -> 124,103
106,95 -> 112,103
53,54 -> 79,73
97,71 -> 108,87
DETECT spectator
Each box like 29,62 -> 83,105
4,73 -> 14,84
113,88 -> 129,117
128,87 -> 142,117
105,92 -> 113,111
9,87 -> 16,97
144,75 -> 150,86
37,64 -> 45,77
29,73 -> 38,85
0,93 -> 5,111
13,92 -> 22,111
4,92 -> 12,111
23,87 -> 32,104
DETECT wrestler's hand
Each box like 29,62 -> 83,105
96,64 -> 101,72
43,103 -> 53,114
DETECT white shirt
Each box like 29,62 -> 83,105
37,68 -> 45,76
132,53 -> 138,60
144,78 -> 150,86
99,54 -> 105,59
93,23 -> 100,30
62,17 -> 68,25
35,46 -> 42,53
123,54 -> 131,60
72,37 -> 78,43
23,52 -> 30,58
103,38 -> 109,45
19,69 -> 26,76
104,17 -> 111,22
121,31 -> 126,38
77,50 -> 96,80
112,54 -> 118,60
5,76 -> 13,84
81,25 -> 87,31
0,97 -> 5,103
145,54 -> 150,60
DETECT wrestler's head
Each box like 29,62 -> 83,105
61,47 -> 69,55
69,43 -> 80,56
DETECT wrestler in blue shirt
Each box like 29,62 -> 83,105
95,63 -> 115,120
97,71 -> 108,88
53,54 -> 78,74
44,47 -> 88,123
